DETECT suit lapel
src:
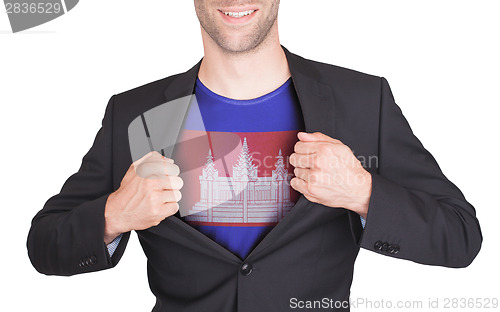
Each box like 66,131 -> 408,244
152,46 -> 338,261
160,61 -> 202,158
163,59 -> 201,102
283,46 -> 337,137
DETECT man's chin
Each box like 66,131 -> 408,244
215,36 -> 266,55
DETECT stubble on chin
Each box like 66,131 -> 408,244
195,1 -> 280,55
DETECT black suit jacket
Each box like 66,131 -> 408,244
27,46 -> 482,311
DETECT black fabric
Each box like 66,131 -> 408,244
27,46 -> 482,311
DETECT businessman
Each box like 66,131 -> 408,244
27,1 -> 482,311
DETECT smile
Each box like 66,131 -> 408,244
220,10 -> 256,18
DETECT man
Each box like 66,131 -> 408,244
27,1 -> 482,311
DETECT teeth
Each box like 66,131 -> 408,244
222,10 -> 255,18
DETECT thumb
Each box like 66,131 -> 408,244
297,131 -> 340,143
133,151 -> 160,167
132,151 -> 174,172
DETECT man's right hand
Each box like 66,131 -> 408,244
103,151 -> 184,244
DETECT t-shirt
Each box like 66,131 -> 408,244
171,77 -> 306,260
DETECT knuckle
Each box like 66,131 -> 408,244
312,156 -> 321,168
321,156 -> 330,168
148,193 -> 159,206
152,216 -> 162,226
296,156 -> 305,168
308,171 -> 317,184
293,142 -> 301,153
305,180 -> 316,196
167,163 -> 180,176
173,164 -> 181,176
137,162 -> 151,171
163,176 -> 174,189
149,203 -> 160,216
173,190 -> 182,202
323,144 -> 335,156
295,156 -> 304,167
143,177 -> 156,188
166,202 -> 179,215
175,176 -> 184,189
142,176 -> 157,187
317,144 -> 328,153
338,144 -> 351,155
163,190 -> 173,202
332,138 -> 343,145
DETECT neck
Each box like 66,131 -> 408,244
197,24 -> 291,100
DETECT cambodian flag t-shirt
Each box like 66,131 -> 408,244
172,77 -> 305,260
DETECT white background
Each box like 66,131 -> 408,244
1,0 -> 499,311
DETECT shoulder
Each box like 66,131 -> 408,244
109,67 -> 195,125
113,72 -> 182,104
289,51 -> 383,92
103,70 -> 190,130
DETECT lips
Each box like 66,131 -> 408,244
218,8 -> 258,24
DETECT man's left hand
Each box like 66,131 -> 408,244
289,132 -> 372,219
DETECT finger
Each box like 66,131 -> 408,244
298,131 -> 342,144
142,152 -> 175,166
290,177 -> 319,203
133,151 -> 161,167
136,162 -> 180,179
160,176 -> 184,190
294,141 -> 322,154
295,141 -> 343,155
294,167 -> 323,185
165,162 -> 180,176
290,177 -> 313,196
134,151 -> 175,169
136,162 -> 165,179
146,162 -> 180,176
161,202 -> 180,217
128,152 -> 160,182
293,167 -> 310,181
158,189 -> 182,203
289,153 -> 315,168
164,157 -> 174,163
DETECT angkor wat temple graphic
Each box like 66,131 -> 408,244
185,137 -> 295,224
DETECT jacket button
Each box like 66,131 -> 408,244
89,256 -> 97,265
381,242 -> 389,252
387,244 -> 395,254
393,245 -> 400,254
374,241 -> 383,250
240,263 -> 253,276
79,258 -> 87,267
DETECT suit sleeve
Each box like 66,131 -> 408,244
351,77 -> 482,268
27,95 -> 130,276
